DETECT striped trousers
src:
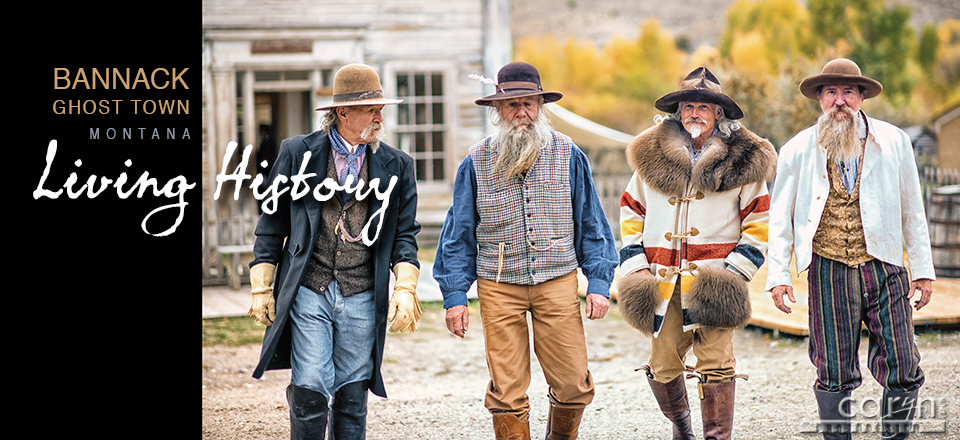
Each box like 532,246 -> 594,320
807,254 -> 924,393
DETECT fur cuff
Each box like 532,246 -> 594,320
687,267 -> 752,329
616,272 -> 661,336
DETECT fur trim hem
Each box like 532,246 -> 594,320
616,272 -> 661,336
625,120 -> 777,195
687,267 -> 752,329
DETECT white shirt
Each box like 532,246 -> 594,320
765,112 -> 935,290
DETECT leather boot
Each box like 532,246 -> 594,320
699,381 -> 736,440
492,413 -> 531,440
329,381 -> 368,440
814,389 -> 852,440
647,375 -> 697,440
544,403 -> 585,440
287,384 -> 329,440
881,389 -> 919,439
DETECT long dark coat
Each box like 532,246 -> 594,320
249,130 -> 420,398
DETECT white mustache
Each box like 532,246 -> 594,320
360,122 -> 382,140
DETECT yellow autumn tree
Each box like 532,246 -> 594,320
515,18 -> 686,134
721,0 -> 816,76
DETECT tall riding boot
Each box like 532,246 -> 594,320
287,384 -> 329,440
329,381 -> 369,440
699,381 -> 736,440
814,389 -> 852,440
544,402 -> 585,440
492,413 -> 531,440
647,375 -> 697,440
881,389 -> 919,440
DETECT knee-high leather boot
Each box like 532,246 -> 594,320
329,381 -> 369,440
287,384 -> 329,440
699,381 -> 736,440
492,413 -> 531,440
544,402 -> 585,440
881,389 -> 919,440
814,389 -> 852,440
647,375 -> 697,440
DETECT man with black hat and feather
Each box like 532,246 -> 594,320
433,61 -> 619,440
616,67 -> 777,440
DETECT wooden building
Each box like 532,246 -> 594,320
200,0 -> 635,288
201,0 -> 513,286
934,98 -> 960,171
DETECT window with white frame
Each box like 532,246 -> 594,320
395,72 -> 445,182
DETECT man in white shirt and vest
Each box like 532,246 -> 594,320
767,58 -> 935,440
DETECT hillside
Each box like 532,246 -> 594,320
511,0 -> 960,50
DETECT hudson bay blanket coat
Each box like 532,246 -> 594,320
617,119 -> 776,337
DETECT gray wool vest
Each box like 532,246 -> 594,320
472,131 -> 578,285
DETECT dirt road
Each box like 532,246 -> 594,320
202,303 -> 959,439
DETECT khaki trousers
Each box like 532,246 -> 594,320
477,270 -> 595,418
649,283 -> 736,384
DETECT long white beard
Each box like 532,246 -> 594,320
494,113 -> 551,179
817,106 -> 860,163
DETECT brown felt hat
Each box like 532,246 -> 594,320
799,58 -> 882,100
475,61 -> 563,106
316,63 -> 403,110
655,67 -> 743,120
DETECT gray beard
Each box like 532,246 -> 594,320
817,106 -> 860,164
494,116 -> 550,179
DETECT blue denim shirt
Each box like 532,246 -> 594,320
433,142 -> 619,309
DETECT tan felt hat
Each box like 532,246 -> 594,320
316,63 -> 403,110
799,58 -> 882,100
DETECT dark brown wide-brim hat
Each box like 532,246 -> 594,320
799,58 -> 883,100
475,61 -> 563,106
316,63 -> 403,110
655,67 -> 744,120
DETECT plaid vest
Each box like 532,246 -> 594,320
472,131 -> 578,285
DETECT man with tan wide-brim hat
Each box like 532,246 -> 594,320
247,62 -> 422,440
616,66 -> 776,440
767,57 -> 934,440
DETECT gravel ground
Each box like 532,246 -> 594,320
202,303 -> 960,439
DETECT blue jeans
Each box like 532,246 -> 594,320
289,282 -> 376,400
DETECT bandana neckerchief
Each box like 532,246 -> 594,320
329,127 -> 365,203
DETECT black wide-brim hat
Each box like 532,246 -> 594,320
475,61 -> 563,106
655,67 -> 744,120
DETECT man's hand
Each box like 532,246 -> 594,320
770,284 -> 796,314
585,293 -> 609,320
445,305 -> 469,338
908,279 -> 933,311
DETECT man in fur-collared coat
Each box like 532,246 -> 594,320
617,67 -> 776,440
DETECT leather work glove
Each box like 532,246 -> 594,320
248,262 -> 277,326
387,262 -> 423,333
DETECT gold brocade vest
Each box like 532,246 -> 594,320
812,148 -> 873,267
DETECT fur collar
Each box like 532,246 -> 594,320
625,119 -> 777,195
